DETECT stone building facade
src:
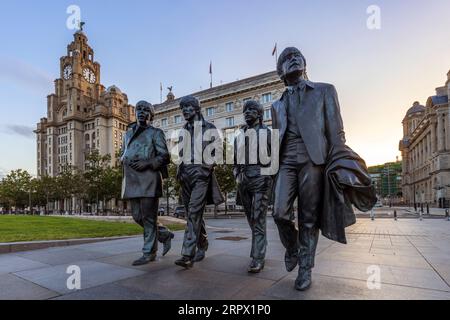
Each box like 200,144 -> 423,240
35,29 -> 135,178
399,71 -> 450,207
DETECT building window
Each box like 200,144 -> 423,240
226,117 -> 235,127
226,102 -> 234,112
206,107 -> 215,117
161,118 -> 168,127
262,93 -> 272,104
264,109 -> 272,120
174,115 -> 182,124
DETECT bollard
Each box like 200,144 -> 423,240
427,204 -> 429,215
420,203 -> 424,214
446,209 -> 449,221
419,210 -> 423,221
394,210 -> 397,221
371,209 -> 374,221
414,203 -> 417,212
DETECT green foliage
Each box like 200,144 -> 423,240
0,169 -> 33,210
0,215 -> 142,242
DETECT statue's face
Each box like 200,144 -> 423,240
135,103 -> 151,125
281,51 -> 305,79
181,104 -> 197,122
244,105 -> 259,126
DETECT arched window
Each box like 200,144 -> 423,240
85,133 -> 90,141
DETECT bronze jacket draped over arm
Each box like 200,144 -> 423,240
321,145 -> 377,244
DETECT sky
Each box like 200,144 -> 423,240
1,0 -> 450,176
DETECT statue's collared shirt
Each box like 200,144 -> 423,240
281,81 -> 310,165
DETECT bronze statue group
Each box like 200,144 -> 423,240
120,47 -> 377,291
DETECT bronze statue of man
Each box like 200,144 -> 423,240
175,96 -> 224,269
121,101 -> 174,266
234,100 -> 273,273
271,47 -> 348,290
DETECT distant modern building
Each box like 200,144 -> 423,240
368,161 -> 402,204
399,71 -> 450,207
34,28 -> 135,178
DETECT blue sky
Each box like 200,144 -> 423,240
1,0 -> 450,175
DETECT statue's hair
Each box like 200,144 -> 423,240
135,100 -> 155,118
276,47 -> 307,79
179,95 -> 201,111
243,100 -> 264,124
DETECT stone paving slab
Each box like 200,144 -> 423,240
52,282 -> 164,300
15,247 -> 111,266
261,273 -> 450,300
313,259 -> 449,292
0,254 -> 50,275
14,260 -> 145,294
0,274 -> 59,300
115,266 -> 275,300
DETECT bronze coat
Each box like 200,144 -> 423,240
120,124 -> 170,199
271,80 -> 346,166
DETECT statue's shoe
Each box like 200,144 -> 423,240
295,269 -> 312,291
193,249 -> 206,262
162,232 -> 175,256
175,256 -> 194,269
285,250 -> 298,272
247,259 -> 265,273
132,254 -> 156,266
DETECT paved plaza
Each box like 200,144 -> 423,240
0,216 -> 449,300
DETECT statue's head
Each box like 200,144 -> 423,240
135,100 -> 155,126
243,100 -> 264,126
179,95 -> 201,122
277,47 -> 307,85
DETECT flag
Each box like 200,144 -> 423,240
272,43 -> 277,56
209,61 -> 212,74
160,82 -> 162,91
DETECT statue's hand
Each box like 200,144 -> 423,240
129,159 -> 152,172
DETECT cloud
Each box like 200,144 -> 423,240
0,167 -> 7,180
0,57 -> 53,93
2,124 -> 35,139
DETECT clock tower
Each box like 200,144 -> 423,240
35,26 -> 135,182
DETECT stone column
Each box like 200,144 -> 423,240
438,114 -> 445,152
428,133 -> 431,158
446,112 -> 450,151
431,121 -> 437,154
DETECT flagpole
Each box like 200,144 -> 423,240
160,82 -> 162,103
275,47 -> 278,65
210,61 -> 213,89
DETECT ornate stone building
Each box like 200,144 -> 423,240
399,71 -> 450,207
35,29 -> 135,178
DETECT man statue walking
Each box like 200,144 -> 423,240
121,101 -> 174,266
175,96 -> 224,269
234,100 -> 273,273
271,47 -> 348,290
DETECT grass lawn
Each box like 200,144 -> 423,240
0,215 -> 185,243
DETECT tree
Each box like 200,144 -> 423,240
84,150 -> 111,214
163,163 -> 181,214
214,163 -> 236,216
0,169 -> 33,212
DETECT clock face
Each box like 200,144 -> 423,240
83,68 -> 96,84
89,72 -> 96,84
63,65 -> 72,80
